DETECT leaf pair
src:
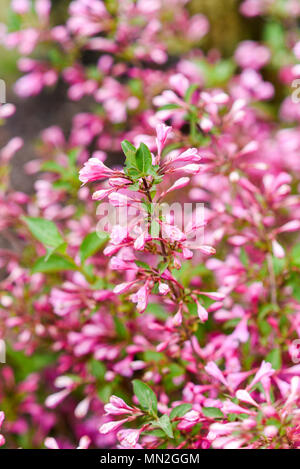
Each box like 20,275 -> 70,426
132,380 -> 193,440
122,140 -> 157,181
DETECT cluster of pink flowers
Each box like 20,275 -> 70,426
0,0 -> 300,449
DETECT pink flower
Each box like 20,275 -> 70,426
104,396 -> 136,416
156,123 -> 171,162
0,137 -> 23,162
99,418 -> 129,435
79,158 -> 115,183
235,41 -> 270,70
222,400 -> 256,416
272,239 -> 285,258
11,0 -> 30,15
205,361 -> 229,388
196,300 -> 208,322
117,429 -> 141,448
0,103 -> 16,119
294,42 -> 300,60
44,437 -> 59,449
35,0 -> 51,21
240,0 -> 262,17
131,284 -> 150,314
0,411 -> 5,447
45,389 -> 71,409
247,361 -> 275,391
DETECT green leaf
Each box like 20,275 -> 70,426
158,104 -> 181,111
114,316 -> 128,339
147,429 -> 166,438
133,379 -> 157,415
32,254 -> 77,274
45,242 -> 67,262
135,260 -> 151,270
135,143 -> 152,174
23,216 -> 64,249
184,84 -> 198,103
170,404 -> 192,420
122,140 -> 137,167
156,414 -> 174,439
79,231 -> 109,263
41,161 -> 66,174
291,243 -> 300,268
143,350 -> 164,362
265,349 -> 281,370
7,344 -> 57,381
68,148 -> 80,166
145,303 -> 168,320
89,359 -> 106,380
202,407 -> 224,419
240,247 -> 248,267
157,261 -> 169,274
7,11 -> 22,32
97,384 -> 113,403
263,22 -> 285,50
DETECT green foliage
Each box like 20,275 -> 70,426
155,414 -> 174,439
266,348 -> 282,370
133,379 -> 158,416
89,359 -> 106,380
32,254 -> 77,274
170,404 -> 192,419
23,216 -> 64,250
122,140 -> 161,183
291,243 -> 300,268
202,407 -> 224,419
79,231 -> 109,263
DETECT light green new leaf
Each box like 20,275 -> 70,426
23,216 -> 64,249
32,254 -> 77,274
122,140 -> 137,167
80,231 -> 109,263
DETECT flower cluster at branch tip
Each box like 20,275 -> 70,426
0,0 -> 300,449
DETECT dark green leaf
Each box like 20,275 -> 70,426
133,379 -> 157,415
135,143 -> 152,174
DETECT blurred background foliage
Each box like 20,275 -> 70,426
0,0 -> 296,192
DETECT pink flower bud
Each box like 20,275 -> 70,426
117,429 -> 141,448
235,390 -> 259,407
35,0 -> 51,21
272,239 -> 285,259
45,389 -> 70,409
11,0 -> 30,15
196,301 -> 208,322
205,361 -> 229,387
99,418 -> 128,434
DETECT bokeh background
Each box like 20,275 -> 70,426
0,0 -> 285,193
